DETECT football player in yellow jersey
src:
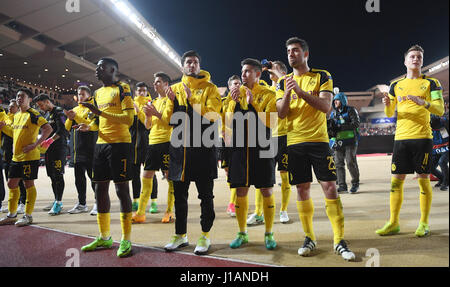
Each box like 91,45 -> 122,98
0,106 -> 10,212
376,45 -> 444,238
0,88 -> 53,227
249,60 -> 292,225
276,37 -> 355,261
222,75 -> 241,217
64,86 -> 97,215
77,58 -> 135,257
227,58 -> 278,250
1,100 -> 27,214
163,50 -> 222,256
129,82 -> 158,215
132,73 -> 175,224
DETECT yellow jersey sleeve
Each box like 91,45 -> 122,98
12,109 -> 48,162
279,70 -> 331,146
391,76 -> 444,140
94,82 -> 133,144
148,97 -> 173,145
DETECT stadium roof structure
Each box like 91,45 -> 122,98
0,0 -> 183,93
357,55 -> 449,114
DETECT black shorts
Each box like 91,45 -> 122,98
45,147 -> 66,177
228,147 -> 275,189
287,142 -> 337,185
274,135 -> 288,171
218,139 -> 230,169
92,143 -> 133,183
391,139 -> 432,174
9,160 -> 40,180
144,142 -> 170,171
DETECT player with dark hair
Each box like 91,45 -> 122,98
0,88 -> 53,226
34,93 -> 69,216
129,81 -> 158,215
277,37 -> 355,260
1,100 -> 27,214
132,72 -> 175,224
222,75 -> 241,217
163,50 -> 222,255
64,86 -> 98,214
76,58 -> 135,257
226,58 -> 278,250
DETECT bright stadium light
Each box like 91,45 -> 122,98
115,1 -> 132,17
428,60 -> 449,73
107,0 -> 181,69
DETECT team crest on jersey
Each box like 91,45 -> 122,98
195,89 -> 203,96
420,85 -> 427,91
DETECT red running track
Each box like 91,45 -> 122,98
0,225 -> 269,267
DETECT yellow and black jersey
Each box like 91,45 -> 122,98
12,108 -> 48,162
134,94 -> 152,125
276,69 -> 333,146
220,95 -> 232,139
148,96 -> 173,145
386,75 -> 444,140
225,83 -> 277,130
0,107 -> 12,142
264,83 -> 287,137
93,81 -> 134,144
65,99 -> 97,164
166,70 -> 222,123
165,70 -> 222,182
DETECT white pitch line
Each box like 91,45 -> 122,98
30,225 -> 282,267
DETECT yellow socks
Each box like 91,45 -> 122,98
137,177 -> 153,215
255,189 -> 263,216
201,232 -> 210,238
120,212 -> 132,241
418,177 -> 432,224
97,212 -> 111,239
25,186 -> 37,215
166,180 -> 175,213
8,187 -> 20,215
262,194 -> 275,233
235,195 -> 249,233
390,177 -> 404,225
227,182 -> 237,205
297,198 -> 316,241
325,197 -> 345,245
280,172 -> 291,211
230,188 -> 237,205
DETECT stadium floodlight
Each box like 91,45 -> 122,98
107,0 -> 181,69
114,1 -> 132,17
142,27 -> 156,40
428,60 -> 449,73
